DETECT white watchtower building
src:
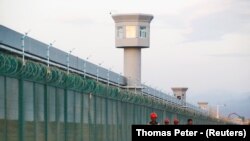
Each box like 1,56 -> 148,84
171,87 -> 188,102
112,13 -> 154,87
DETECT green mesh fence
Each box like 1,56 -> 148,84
0,52 -> 227,141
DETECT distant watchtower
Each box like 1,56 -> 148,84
171,87 -> 188,101
112,13 -> 154,87
198,102 -> 209,111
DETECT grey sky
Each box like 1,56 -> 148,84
0,0 -> 250,118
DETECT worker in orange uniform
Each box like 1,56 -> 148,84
148,112 -> 160,125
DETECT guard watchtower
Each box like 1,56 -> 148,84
112,13 -> 153,87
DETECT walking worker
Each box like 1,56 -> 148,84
164,118 -> 170,125
148,112 -> 160,125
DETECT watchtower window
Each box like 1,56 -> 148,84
139,26 -> 147,38
117,26 -> 123,38
125,26 -> 136,38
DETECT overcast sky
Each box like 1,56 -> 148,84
0,0 -> 250,118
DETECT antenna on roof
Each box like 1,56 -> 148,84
109,10 -> 118,15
